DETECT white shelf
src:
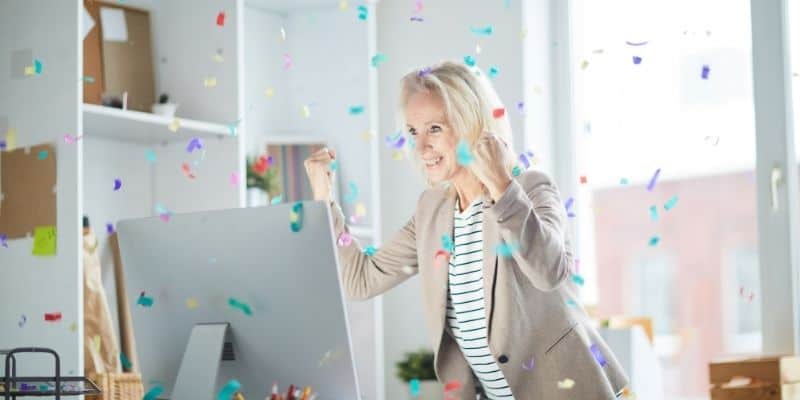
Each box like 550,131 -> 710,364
82,103 -> 232,144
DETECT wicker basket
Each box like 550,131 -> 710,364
87,372 -> 144,400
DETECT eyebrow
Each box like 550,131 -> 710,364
406,120 -> 445,128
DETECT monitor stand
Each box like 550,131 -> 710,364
171,323 -> 231,400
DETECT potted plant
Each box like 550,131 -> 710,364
151,93 -> 179,117
396,349 -> 442,399
246,154 -> 281,206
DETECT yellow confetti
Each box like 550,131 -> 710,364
92,335 -> 101,351
213,54 -> 224,63
360,130 -> 375,141
338,0 -> 348,10
204,77 -> 217,88
24,65 -> 35,76
186,298 -> 198,310
168,118 -> 180,133
581,60 -> 589,70
392,150 -> 404,160
280,27 -> 286,41
301,105 -> 311,118
557,378 -> 575,389
475,44 -> 482,54
355,202 -> 367,217
5,128 -> 16,151
69,323 -> 78,332
289,211 -> 300,223
265,88 -> 275,98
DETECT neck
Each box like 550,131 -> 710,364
451,171 -> 484,212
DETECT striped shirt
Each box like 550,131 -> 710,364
446,198 -> 515,399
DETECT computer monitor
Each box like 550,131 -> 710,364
116,202 -> 361,399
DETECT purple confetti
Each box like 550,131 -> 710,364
519,153 -> 531,169
522,356 -> 535,370
0,233 -> 7,248
516,101 -> 525,113
113,178 -> 122,191
590,343 -> 607,366
646,168 -> 661,191
418,66 -> 433,77
186,137 -> 203,153
701,64 -> 710,80
0,140 -> 6,150
106,223 -> 114,234
632,56 -> 642,65
410,16 -> 424,22
625,40 -> 649,46
565,197 -> 575,218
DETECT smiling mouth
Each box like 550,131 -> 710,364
424,156 -> 443,167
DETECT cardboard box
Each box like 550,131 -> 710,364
710,355 -> 800,400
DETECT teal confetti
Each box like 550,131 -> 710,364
409,378 -> 420,397
464,55 -> 476,67
34,59 -> 42,75
349,105 -> 365,115
37,150 -> 48,160
571,274 -> 585,286
145,149 -> 157,163
441,235 -> 454,253
470,25 -> 494,36
357,5 -> 368,20
649,205 -> 658,221
270,195 -> 282,205
495,242 -> 517,257
120,352 -> 132,369
566,299 -> 578,307
290,202 -> 304,232
620,178 -> 629,185
456,139 -> 473,166
82,76 -> 95,83
137,294 -> 154,307
344,181 -> 360,203
217,379 -> 241,400
648,236 -> 660,246
511,166 -> 522,177
664,195 -> 679,211
143,385 -> 163,400
363,245 -> 377,256
228,298 -> 253,316
488,66 -> 499,78
330,159 -> 339,172
371,53 -> 388,67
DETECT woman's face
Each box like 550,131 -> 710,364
405,91 -> 463,184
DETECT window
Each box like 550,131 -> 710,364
570,0 -> 761,398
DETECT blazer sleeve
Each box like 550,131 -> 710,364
329,200 -> 418,300
484,171 -> 573,291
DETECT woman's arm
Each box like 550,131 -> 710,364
329,201 -> 418,300
485,171 -> 573,291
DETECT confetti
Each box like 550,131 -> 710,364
204,77 -> 217,88
516,101 -> 525,113
565,299 -> 578,307
280,27 -> 286,40
0,233 -> 6,248
218,380 -> 241,400
155,203 -> 173,222
34,59 -> 42,75
228,298 -> 253,316
646,168 -> 661,191
270,196 -> 282,205
182,162 -> 196,180
216,11 -> 225,26
492,108 -> 505,118
564,197 -> 576,218
144,149 -> 157,164
92,335 -> 101,352
495,242 -> 517,257
522,356 -> 535,370
113,178 -> 122,191
344,181 -> 360,203
409,378 -> 420,397
349,105 -> 365,115
186,137 -> 203,153
385,132 -> 406,149
648,236 -> 660,246
571,274 -> 585,286
518,150 -> 534,169
414,0 -> 424,12
470,25 -> 493,36
739,286 -> 756,302
401,265 -> 415,274
283,53 -> 292,70
476,44 -> 482,54
302,104 -> 311,118
511,166 -> 522,177
318,348 -> 344,367
649,205 -> 658,221
82,76 -> 96,83
229,172 -> 240,186
371,53 -> 388,67
580,60 -> 589,70
355,202 -> 367,218
168,118 -> 180,132
106,223 -> 114,234
357,5 -> 368,20
24,66 -> 34,76
44,312 -> 62,322
620,178 -> 629,185
290,202 -> 304,232
253,154 -> 272,174
64,134 -> 83,144
456,139 -> 473,166
704,135 -> 720,146
434,249 -> 450,267
488,66 -> 499,78
339,0 -> 348,10
143,385 -> 164,400
418,66 -> 433,77
701,64 -> 710,80
557,378 -> 575,389
18,314 -> 26,327
625,40 -> 649,46
392,150 -> 405,160
632,56 -> 642,65
265,88 -> 275,97
464,55 -> 476,67
137,293 -> 154,307
444,379 -> 462,393
590,343 -> 607,366
363,245 -> 377,256
69,323 -> 78,332
120,352 -> 132,369
37,150 -> 48,160
410,16 -> 424,22
579,175 -> 587,184
337,232 -> 353,247
441,234 -> 454,253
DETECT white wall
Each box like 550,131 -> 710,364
376,0 -> 524,398
0,0 -> 83,381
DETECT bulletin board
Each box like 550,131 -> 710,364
0,144 -> 57,239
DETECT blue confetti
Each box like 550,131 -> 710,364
344,181 -> 360,203
349,105 -> 365,115
409,378 -> 420,397
649,205 -> 658,221
34,59 -> 42,75
329,159 -> 339,172
357,5 -> 368,20
511,166 -> 522,177
441,235 -> 454,253
589,343 -> 607,366
290,202 -> 304,232
664,195 -> 679,211
464,55 -> 476,67
648,236 -> 660,246
228,298 -> 253,316
363,245 -> 377,256
488,66 -> 499,78
145,149 -> 157,163
371,53 -> 387,67
456,139 -> 473,166
633,56 -> 642,64
571,274 -> 585,286
701,64 -> 710,80
38,150 -> 48,160
143,385 -> 163,400
137,294 -> 154,307
620,178 -> 629,185
646,168 -> 661,191
470,25 -> 494,36
270,195 -> 282,205
217,379 -> 242,400
495,242 -> 517,257
565,197 -> 575,218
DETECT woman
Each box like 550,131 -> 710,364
304,61 -> 629,399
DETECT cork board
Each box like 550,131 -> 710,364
83,0 -> 105,105
0,144 -> 57,239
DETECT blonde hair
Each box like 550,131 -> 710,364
398,61 -> 516,187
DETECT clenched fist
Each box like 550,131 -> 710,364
304,147 -> 337,202
469,132 -> 513,201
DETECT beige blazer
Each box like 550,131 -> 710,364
330,170 -> 629,399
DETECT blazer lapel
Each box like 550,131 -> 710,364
481,201 -> 498,338
430,192 -> 455,353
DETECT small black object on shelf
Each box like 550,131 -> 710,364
1,347 -> 101,399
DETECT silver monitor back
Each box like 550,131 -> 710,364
116,201 -> 361,399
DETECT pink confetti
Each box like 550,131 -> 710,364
283,53 -> 292,70
230,172 -> 239,186
337,232 -> 353,247
64,134 -> 83,144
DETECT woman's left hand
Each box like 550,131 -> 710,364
469,132 -> 513,201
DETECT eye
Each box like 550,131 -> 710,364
408,128 -> 417,136
429,125 -> 442,134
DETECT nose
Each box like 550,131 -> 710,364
415,134 -> 432,152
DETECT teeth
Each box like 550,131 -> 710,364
424,157 -> 442,166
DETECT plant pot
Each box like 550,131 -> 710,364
247,188 -> 268,207
408,380 -> 443,400
151,102 -> 179,117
